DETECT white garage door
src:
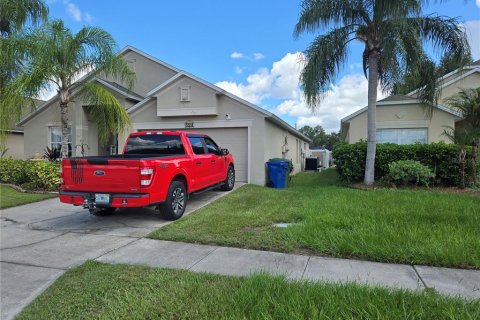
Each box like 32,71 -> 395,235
187,128 -> 248,182
141,127 -> 249,182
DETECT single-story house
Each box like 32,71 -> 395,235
18,46 -> 310,185
2,99 -> 45,159
340,60 -> 480,144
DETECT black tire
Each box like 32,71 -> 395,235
221,165 -> 235,191
159,180 -> 187,220
89,207 -> 116,216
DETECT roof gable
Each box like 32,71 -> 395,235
341,98 -> 462,123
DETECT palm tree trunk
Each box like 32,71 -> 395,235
364,51 -> 379,185
459,149 -> 466,189
472,141 -> 478,186
59,89 -> 70,159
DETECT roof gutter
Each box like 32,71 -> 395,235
266,114 -> 312,143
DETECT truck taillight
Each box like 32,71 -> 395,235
140,167 -> 155,187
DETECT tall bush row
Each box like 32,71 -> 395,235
333,142 -> 478,186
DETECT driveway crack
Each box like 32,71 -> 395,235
0,260 -> 67,271
412,265 -> 428,289
188,246 -> 219,270
1,232 -> 69,250
93,238 -> 140,261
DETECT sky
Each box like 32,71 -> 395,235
45,0 -> 480,133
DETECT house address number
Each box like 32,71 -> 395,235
184,121 -> 194,128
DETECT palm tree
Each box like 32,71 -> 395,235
0,0 -> 48,144
0,0 -> 48,36
25,19 -> 135,158
444,88 -> 480,186
294,0 -> 470,185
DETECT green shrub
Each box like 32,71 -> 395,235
333,142 -> 476,187
0,158 -> 60,190
0,158 -> 29,184
387,160 -> 435,187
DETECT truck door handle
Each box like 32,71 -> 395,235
211,160 -> 216,163
195,162 -> 202,165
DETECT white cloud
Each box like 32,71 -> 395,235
230,51 -> 266,61
217,52 -> 387,133
231,52 -> 244,59
465,20 -> 480,60
476,0 -> 480,8
217,53 -> 303,104
84,12 -> 93,23
63,1 -> 93,23
66,2 -> 81,21
234,66 -> 244,74
253,53 -> 265,60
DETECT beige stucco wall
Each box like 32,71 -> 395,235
3,133 -> 24,159
439,72 -> 480,103
346,103 -> 459,143
119,50 -> 177,97
264,120 -> 309,174
155,76 -> 218,116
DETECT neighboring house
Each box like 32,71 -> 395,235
18,46 -> 310,185
2,99 -> 45,159
340,60 -> 480,144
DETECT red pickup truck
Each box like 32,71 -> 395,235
59,131 -> 235,220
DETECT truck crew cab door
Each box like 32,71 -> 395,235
187,136 -> 211,190
203,136 -> 226,184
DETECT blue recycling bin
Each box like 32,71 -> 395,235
266,161 -> 289,188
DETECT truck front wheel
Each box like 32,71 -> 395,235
159,180 -> 187,220
221,165 -> 235,191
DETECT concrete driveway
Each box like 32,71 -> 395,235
0,186 -> 239,320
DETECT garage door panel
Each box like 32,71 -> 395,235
188,128 -> 248,182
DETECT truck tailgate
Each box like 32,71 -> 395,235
62,158 -> 143,193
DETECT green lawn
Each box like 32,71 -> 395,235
17,261 -> 480,319
149,169 -> 480,269
0,185 -> 56,209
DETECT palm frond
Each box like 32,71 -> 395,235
444,88 -> 480,129
0,0 -> 48,36
294,0 -> 366,37
79,82 -> 131,145
417,15 -> 470,58
300,26 -> 353,107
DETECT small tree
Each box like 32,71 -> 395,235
442,126 -> 475,188
444,88 -> 480,186
25,19 -> 135,158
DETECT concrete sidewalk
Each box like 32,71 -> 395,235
97,238 -> 480,300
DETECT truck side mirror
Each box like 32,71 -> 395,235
220,148 -> 229,156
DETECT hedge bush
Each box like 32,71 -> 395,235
387,160 -> 435,187
0,158 -> 60,190
333,142 -> 477,187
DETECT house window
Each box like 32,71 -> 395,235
49,126 -> 72,156
376,128 -> 427,145
180,86 -> 190,101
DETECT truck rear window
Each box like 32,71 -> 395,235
124,135 -> 185,155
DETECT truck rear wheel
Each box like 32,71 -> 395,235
159,180 -> 187,220
90,207 -> 116,216
221,165 -> 235,191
